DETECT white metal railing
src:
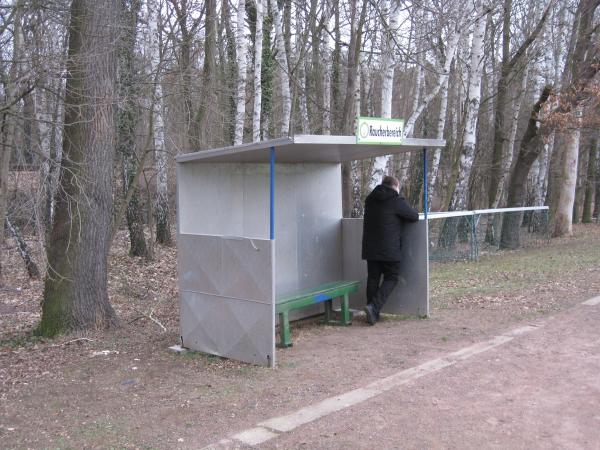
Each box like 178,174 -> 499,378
419,205 -> 548,220
423,206 -> 550,261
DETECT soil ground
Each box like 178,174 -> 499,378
0,224 -> 599,449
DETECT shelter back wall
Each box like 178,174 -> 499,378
177,162 -> 343,298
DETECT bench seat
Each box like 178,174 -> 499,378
275,280 -> 360,347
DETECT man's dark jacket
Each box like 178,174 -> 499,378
362,184 -> 419,262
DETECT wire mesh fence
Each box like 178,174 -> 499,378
426,207 -> 549,262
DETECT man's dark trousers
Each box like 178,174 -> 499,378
366,260 -> 401,316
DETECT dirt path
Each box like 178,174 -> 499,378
228,296 -> 600,450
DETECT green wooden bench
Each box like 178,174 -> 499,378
275,280 -> 360,347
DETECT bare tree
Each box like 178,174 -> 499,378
552,0 -> 600,237
38,0 -> 120,335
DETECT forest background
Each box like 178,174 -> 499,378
0,0 -> 599,335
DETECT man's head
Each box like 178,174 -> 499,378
382,175 -> 400,194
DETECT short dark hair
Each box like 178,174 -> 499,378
382,175 -> 399,189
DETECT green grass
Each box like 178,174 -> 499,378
430,232 -> 600,301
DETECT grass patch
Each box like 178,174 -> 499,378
430,231 -> 600,301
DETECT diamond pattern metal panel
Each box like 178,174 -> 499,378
178,234 -> 222,295
181,291 -> 274,366
178,234 -> 275,366
220,237 -> 273,303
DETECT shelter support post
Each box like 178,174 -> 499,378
270,146 -> 275,240
423,148 -> 428,218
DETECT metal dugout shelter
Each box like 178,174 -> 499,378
176,135 -> 445,367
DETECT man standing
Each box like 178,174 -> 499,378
362,175 -> 419,325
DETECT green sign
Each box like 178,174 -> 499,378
356,117 -> 404,145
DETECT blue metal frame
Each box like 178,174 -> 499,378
423,148 -> 428,219
270,146 -> 275,240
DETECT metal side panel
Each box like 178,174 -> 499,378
178,234 -> 275,366
180,291 -> 274,366
177,163 -> 269,238
274,164 -> 343,321
341,218 -> 429,317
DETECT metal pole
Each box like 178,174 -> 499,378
270,146 -> 275,240
423,148 -> 428,219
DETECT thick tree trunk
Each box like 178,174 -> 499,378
553,123 -> 580,237
492,68 -> 528,209
39,0 -> 119,335
582,137 -> 598,223
488,0 -> 552,209
500,86 -> 551,249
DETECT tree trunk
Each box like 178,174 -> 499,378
143,0 -> 171,245
553,123 -> 580,237
551,0 -> 600,236
322,6 -> 332,135
38,0 -> 119,336
0,2 -> 25,286
492,67 -> 528,209
572,141 -> 588,224
582,137 -> 598,223
191,0 -> 217,148
488,0 -> 553,209
252,0 -> 263,142
341,0 -> 367,217
45,74 -> 65,230
500,86 -> 552,249
260,10 -> 275,139
331,0 -> 342,133
428,73 -> 450,198
117,0 -> 147,257
234,0 -> 247,145
447,4 -> 487,212
594,153 -> 600,222
370,0 -> 399,189
271,0 -> 291,136
6,217 -> 40,279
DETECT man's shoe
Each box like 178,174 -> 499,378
364,304 -> 377,325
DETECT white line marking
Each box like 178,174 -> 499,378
232,427 -> 279,446
259,388 -> 380,432
366,358 -> 454,392
502,325 -> 540,337
205,325 -> 539,448
200,438 -> 235,450
582,296 -> 600,306
445,335 -> 513,361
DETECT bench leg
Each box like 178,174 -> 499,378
341,293 -> 352,326
278,310 -> 292,348
324,299 -> 333,324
